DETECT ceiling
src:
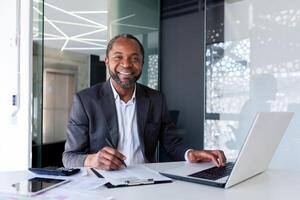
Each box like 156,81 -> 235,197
33,0 -> 159,57
33,0 -> 108,57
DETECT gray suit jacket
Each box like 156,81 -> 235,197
63,80 -> 189,167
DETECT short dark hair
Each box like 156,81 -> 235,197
105,33 -> 144,62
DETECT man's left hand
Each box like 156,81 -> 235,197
187,150 -> 226,167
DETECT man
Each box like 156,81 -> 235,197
63,34 -> 226,170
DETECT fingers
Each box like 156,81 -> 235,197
213,150 -> 226,166
188,150 -> 226,167
102,147 -> 126,161
86,147 -> 126,170
99,147 -> 126,170
200,151 -> 220,167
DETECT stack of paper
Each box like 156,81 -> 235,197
93,164 -> 172,187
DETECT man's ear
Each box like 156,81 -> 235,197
104,57 -> 109,66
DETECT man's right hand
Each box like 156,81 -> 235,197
84,147 -> 126,170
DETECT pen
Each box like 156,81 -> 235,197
105,138 -> 127,167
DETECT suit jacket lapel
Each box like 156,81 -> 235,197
98,81 -> 150,161
98,81 -> 119,147
136,84 -> 150,161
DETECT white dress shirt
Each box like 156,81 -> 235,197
110,80 -> 145,165
110,80 -> 191,164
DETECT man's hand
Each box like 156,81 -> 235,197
187,149 -> 226,167
84,147 -> 126,170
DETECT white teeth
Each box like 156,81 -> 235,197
119,72 -> 131,75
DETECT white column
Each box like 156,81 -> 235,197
0,0 -> 32,171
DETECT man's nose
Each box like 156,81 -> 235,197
121,57 -> 131,68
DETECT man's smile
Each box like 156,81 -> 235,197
119,71 -> 132,75
118,71 -> 135,77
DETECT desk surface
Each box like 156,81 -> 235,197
1,162 -> 300,200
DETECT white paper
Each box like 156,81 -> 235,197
95,164 -> 171,186
61,176 -> 108,191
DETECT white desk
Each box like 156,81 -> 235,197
1,162 -> 300,200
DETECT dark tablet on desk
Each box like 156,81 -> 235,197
11,177 -> 69,196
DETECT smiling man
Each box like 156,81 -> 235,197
63,34 -> 226,170
106,36 -> 143,102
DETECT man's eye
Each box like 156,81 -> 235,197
132,57 -> 139,62
114,56 -> 122,60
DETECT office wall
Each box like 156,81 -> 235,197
0,0 -> 32,171
161,1 -> 205,149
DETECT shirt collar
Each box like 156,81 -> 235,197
110,78 -> 136,102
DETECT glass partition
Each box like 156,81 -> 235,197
32,0 -> 160,167
205,0 -> 300,170
32,0 -> 44,167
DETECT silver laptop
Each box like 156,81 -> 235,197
160,112 -> 293,188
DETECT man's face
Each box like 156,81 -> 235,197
105,37 -> 143,89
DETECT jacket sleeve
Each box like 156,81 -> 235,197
62,93 -> 89,167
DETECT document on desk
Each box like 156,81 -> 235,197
93,164 -> 172,187
62,176 -> 108,191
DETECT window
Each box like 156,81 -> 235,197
205,0 -> 300,170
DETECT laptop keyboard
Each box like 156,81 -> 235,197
188,162 -> 235,181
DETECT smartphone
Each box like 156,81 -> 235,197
11,177 -> 69,196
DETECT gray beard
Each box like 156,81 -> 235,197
109,69 -> 141,89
